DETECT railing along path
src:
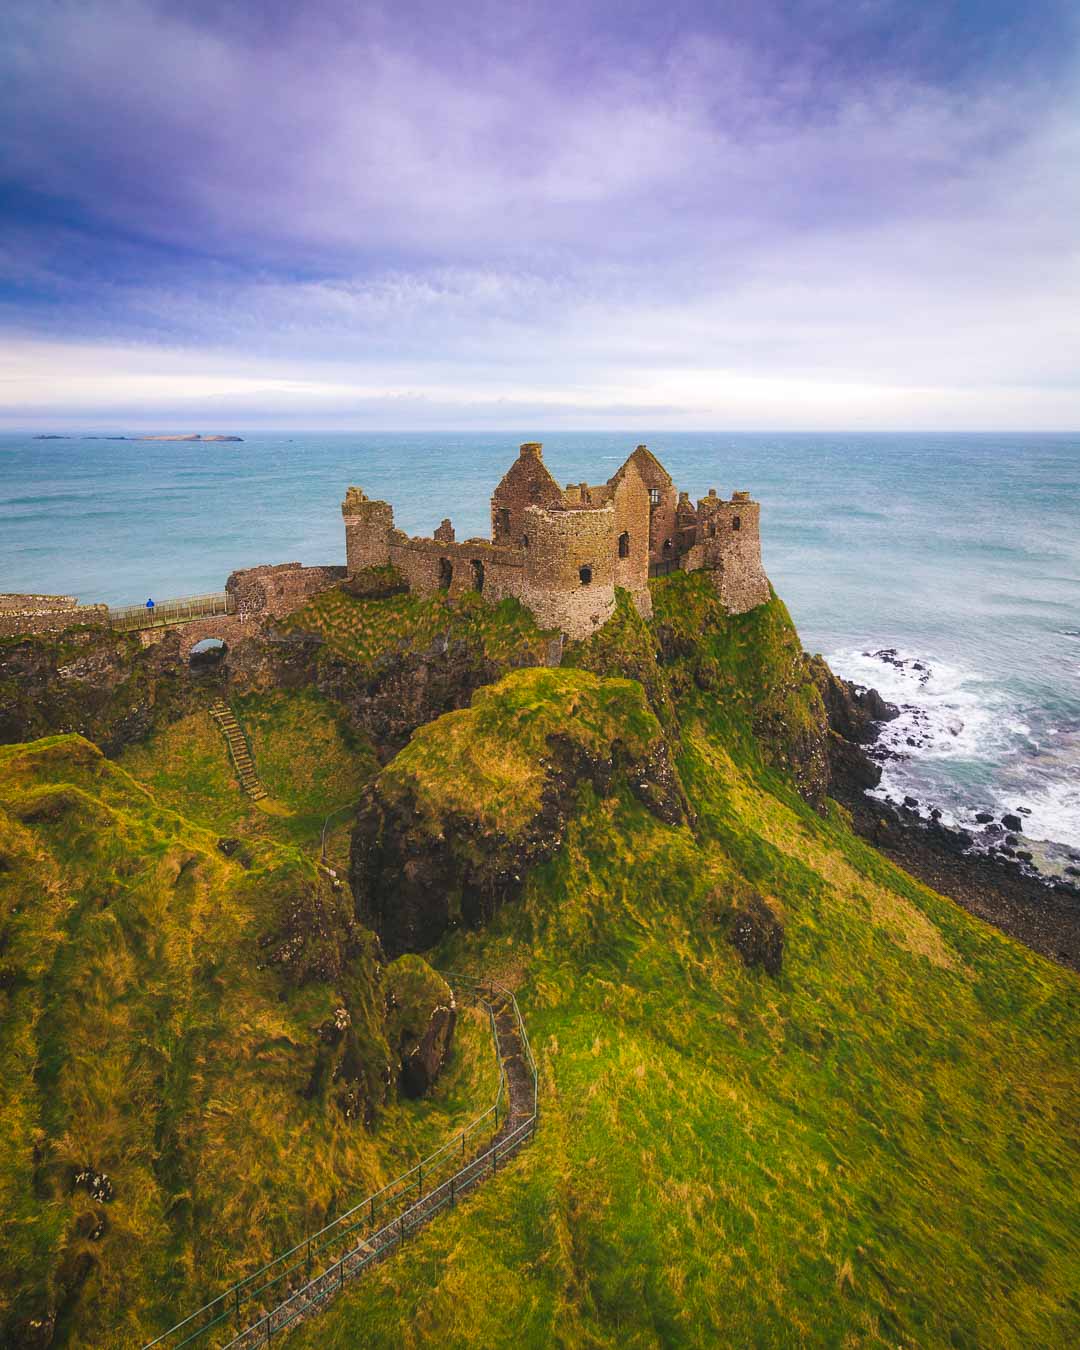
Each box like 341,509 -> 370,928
108,591 -> 234,632
145,979 -> 537,1349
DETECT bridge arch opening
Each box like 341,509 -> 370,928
189,636 -> 228,670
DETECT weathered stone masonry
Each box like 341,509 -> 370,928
341,443 -> 771,640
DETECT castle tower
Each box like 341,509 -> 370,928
695,490 -> 770,613
491,442 -> 565,545
520,501 -> 617,640
341,487 -> 394,574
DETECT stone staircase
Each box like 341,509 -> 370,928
209,701 -> 267,801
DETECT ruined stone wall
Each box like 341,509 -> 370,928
388,536 -> 525,603
342,488 -> 394,573
0,596 -> 109,638
648,483 -> 680,563
520,503 -> 617,639
0,593 -> 78,612
609,466 -> 652,618
490,442 -> 565,545
226,562 -> 345,620
698,496 -> 771,614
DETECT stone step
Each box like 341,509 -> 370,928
209,702 -> 269,802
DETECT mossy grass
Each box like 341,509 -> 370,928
379,665 -> 663,837
292,586 -> 1079,1350
284,584 -> 558,670
118,687 -> 377,853
0,736 -> 498,1346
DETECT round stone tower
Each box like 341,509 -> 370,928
519,502 -> 617,639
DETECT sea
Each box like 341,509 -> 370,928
2,430 -> 1078,851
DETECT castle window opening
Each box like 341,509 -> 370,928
709,522 -> 717,538
438,558 -> 453,591
663,538 -> 673,554
579,565 -> 593,586
497,507 -> 511,537
733,516 -> 741,531
471,559 -> 485,593
521,534 -> 529,548
649,488 -> 662,507
618,531 -> 630,558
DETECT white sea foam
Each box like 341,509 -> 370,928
826,645 -> 1080,847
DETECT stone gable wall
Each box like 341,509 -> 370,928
490,442 -> 565,544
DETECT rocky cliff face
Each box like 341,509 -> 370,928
804,652 -> 900,794
0,626 -> 201,753
350,667 -> 687,956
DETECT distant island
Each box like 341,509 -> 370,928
34,433 -> 247,442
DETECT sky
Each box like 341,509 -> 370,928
1,0 -> 1078,431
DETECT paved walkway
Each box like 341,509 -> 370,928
223,984 -> 536,1347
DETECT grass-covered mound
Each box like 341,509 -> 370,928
284,583 -> 558,671
351,667 -> 686,956
0,737 -> 497,1348
293,581 -> 1079,1349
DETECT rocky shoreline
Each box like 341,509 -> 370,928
817,656 -> 1080,972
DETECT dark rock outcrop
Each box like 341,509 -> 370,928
399,1001 -> 457,1097
728,892 -> 785,977
352,727 -> 686,957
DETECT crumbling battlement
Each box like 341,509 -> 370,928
341,443 -> 770,639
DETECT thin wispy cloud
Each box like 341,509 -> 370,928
1,0 -> 1077,427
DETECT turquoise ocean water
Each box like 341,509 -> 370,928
1,431 -> 1078,846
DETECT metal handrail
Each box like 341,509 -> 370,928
226,979 -> 537,1348
144,978 -> 535,1349
108,591 -> 234,631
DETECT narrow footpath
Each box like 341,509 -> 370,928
227,984 -> 536,1348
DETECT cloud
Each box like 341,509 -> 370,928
0,0 -> 1078,427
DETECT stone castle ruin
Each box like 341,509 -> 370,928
342,443 -> 770,639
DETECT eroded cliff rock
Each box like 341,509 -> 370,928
351,667 -> 687,956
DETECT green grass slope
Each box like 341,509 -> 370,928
0,737 -> 497,1348
294,578 -> 1079,1349
284,581 -> 559,670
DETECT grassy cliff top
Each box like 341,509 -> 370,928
0,735 -> 495,1347
294,581 -> 1080,1350
377,665 -> 663,835
284,583 -> 558,670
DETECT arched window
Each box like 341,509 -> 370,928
732,516 -> 741,531
496,507 -> 511,537
579,565 -> 592,586
521,534 -> 529,548
438,558 -> 453,591
471,559 -> 485,593
709,521 -> 717,538
618,531 -> 630,558
663,538 -> 673,554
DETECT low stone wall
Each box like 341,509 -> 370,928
0,593 -> 78,612
227,563 -> 345,620
0,597 -> 110,638
389,537 -> 526,604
